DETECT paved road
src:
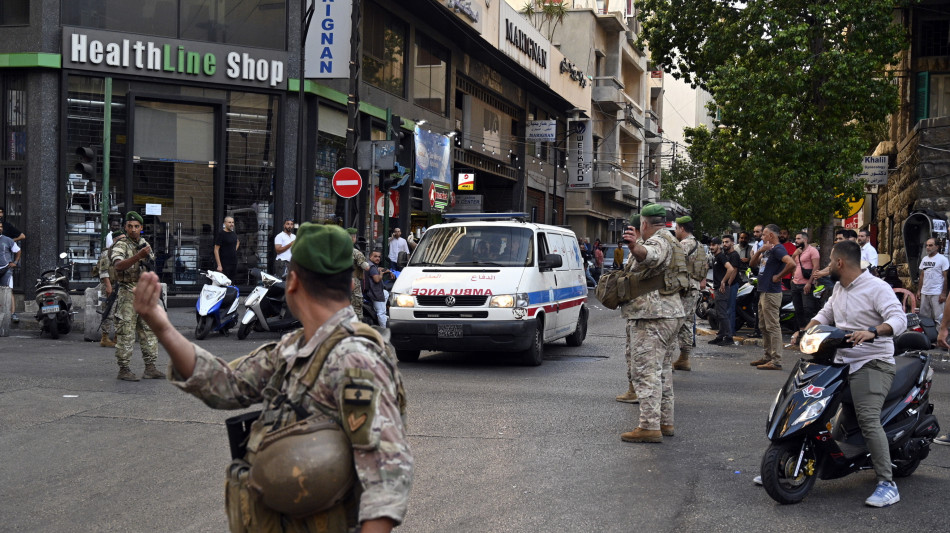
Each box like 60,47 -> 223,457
1,305 -> 948,532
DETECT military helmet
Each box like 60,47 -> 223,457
248,421 -> 356,518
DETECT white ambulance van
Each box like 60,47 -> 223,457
388,214 -> 589,365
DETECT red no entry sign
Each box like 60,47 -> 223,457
332,167 -> 362,198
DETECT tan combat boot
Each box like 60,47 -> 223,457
620,427 -> 663,443
673,350 -> 691,371
100,333 -> 116,348
142,364 -> 166,379
615,383 -> 639,403
117,367 -> 140,381
660,425 -> 674,436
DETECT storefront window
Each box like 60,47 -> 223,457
63,0 -> 177,37
314,133 -> 346,224
414,33 -> 448,115
63,0 -> 286,49
929,74 -> 950,119
0,0 -> 29,25
363,3 -> 406,97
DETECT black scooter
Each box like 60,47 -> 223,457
760,324 -> 940,504
34,252 -> 74,339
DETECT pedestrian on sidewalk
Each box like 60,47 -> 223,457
790,231 -> 820,344
213,216 -> 239,281
709,236 -> 740,346
916,238 -> 948,328
749,224 -> 795,370
0,221 -> 21,322
274,218 -> 295,279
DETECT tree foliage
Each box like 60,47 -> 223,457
637,0 -> 908,233
522,0 -> 567,41
660,156 -> 734,239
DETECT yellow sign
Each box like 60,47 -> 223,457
834,193 -> 864,219
457,172 -> 475,191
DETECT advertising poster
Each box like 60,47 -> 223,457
414,127 -> 452,184
567,118 -> 593,189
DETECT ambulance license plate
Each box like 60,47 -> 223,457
437,324 -> 463,338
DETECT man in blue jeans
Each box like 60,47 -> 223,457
749,224 -> 795,370
707,237 -> 739,346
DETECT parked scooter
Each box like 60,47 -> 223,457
34,252 -> 74,339
906,311 -> 939,346
707,274 -> 796,333
195,270 -> 240,340
237,268 -> 299,340
760,324 -> 939,504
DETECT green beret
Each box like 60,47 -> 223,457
641,204 -> 666,218
111,230 -> 124,238
629,213 -> 640,226
125,211 -> 144,224
675,215 -> 692,225
346,227 -> 358,235
291,223 -> 352,275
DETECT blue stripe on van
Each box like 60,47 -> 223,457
526,284 -> 587,305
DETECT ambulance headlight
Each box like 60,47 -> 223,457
392,293 -> 415,308
490,293 -> 528,308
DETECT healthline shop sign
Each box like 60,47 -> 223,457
62,27 -> 288,89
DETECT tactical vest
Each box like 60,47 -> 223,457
655,230 -> 692,296
225,322 -> 407,533
684,239 -> 709,283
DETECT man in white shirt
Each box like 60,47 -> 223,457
273,218 -> 295,278
857,229 -> 879,268
387,227 -> 410,268
806,240 -> 906,507
916,238 -> 948,326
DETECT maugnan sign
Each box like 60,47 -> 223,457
62,27 -> 288,89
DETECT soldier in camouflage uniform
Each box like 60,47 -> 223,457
673,216 -> 703,371
616,213 -> 642,404
132,223 -> 412,532
619,204 -> 686,443
93,230 -> 123,347
111,211 -> 165,382
349,228 -> 370,320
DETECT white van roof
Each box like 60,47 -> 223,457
430,218 -> 577,237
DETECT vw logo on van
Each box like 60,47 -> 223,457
445,296 -> 456,307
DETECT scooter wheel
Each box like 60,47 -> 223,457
46,317 -> 59,339
237,321 -> 253,340
761,440 -> 818,504
195,316 -> 213,340
893,457 -> 921,478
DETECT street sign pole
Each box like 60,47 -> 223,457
383,108 -> 392,263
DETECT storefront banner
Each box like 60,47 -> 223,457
374,186 -> 400,217
62,27 -> 288,89
423,179 -> 454,213
414,127 -> 452,184
567,118 -> 593,189
526,120 -> 556,142
304,0 -> 352,79
498,1 -> 550,85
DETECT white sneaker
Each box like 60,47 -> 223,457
753,475 -> 763,486
933,434 -> 950,446
865,481 -> 900,508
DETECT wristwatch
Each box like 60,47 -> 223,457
867,326 -> 878,338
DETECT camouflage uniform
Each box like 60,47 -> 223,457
110,236 -> 158,369
351,247 -> 369,319
620,231 -> 686,431
93,248 -> 117,335
676,234 -> 703,356
169,306 -> 412,530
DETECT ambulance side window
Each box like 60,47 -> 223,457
546,233 -> 570,271
537,233 -> 550,264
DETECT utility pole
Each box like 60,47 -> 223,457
344,0 -> 362,228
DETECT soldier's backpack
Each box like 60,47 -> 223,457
594,230 -> 691,309
685,241 -> 709,282
654,230 -> 692,296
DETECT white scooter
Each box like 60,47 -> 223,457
237,268 -> 299,340
195,270 -> 240,340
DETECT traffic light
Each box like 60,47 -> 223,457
390,114 -> 405,157
75,146 -> 96,179
379,173 -> 401,193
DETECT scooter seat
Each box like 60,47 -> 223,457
841,356 -> 924,405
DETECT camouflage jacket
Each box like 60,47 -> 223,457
169,306 -> 413,525
353,248 -> 369,280
679,235 -> 702,293
110,235 -> 154,287
93,249 -> 116,281
620,230 -> 686,320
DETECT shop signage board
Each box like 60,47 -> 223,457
453,195 -> 483,213
332,167 -> 362,198
423,179 -> 453,213
526,120 -> 556,142
304,0 -> 352,78
457,172 -> 475,191
498,1 -> 550,85
857,155 -> 888,185
62,27 -> 288,89
374,187 -> 400,217
567,118 -> 593,189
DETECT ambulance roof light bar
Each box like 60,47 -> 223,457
442,212 -> 528,222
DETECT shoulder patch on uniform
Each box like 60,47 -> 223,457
343,383 -> 374,406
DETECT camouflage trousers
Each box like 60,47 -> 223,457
625,317 -> 682,431
677,290 -> 700,355
97,283 -> 115,335
351,282 -> 363,319
114,287 -> 158,368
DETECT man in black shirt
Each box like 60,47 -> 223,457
213,216 -> 239,281
709,236 -> 740,345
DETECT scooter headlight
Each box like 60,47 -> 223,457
768,388 -> 782,423
392,293 -> 415,308
243,290 -> 264,308
793,397 -> 830,427
800,332 -> 831,354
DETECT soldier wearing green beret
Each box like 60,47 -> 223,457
110,211 -> 163,381
92,230 -> 126,348
618,203 -> 686,443
348,228 -> 371,320
131,223 -> 413,532
673,215 -> 704,371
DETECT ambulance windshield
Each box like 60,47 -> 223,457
409,226 -> 534,267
